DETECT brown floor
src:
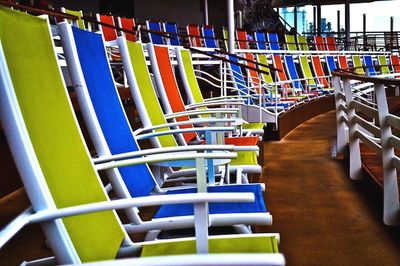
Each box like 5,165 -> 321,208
263,110 -> 400,265
1,110 -> 400,265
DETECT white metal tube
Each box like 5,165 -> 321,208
227,0 -> 235,53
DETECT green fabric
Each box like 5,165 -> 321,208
299,56 -> 316,86
126,41 -> 177,147
141,235 -> 279,256
257,54 -> 276,94
353,55 -> 364,74
65,8 -> 86,29
231,151 -> 258,166
0,7 -> 124,262
378,55 -> 390,75
298,35 -> 308,51
242,123 -> 264,130
285,35 -> 297,50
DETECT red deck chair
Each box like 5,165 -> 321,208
118,17 -> 137,42
96,14 -> 118,42
311,56 -> 330,87
187,24 -> 203,47
391,54 -> 400,73
236,29 -> 250,49
325,36 -> 337,51
244,53 -> 260,89
314,36 -> 326,51
338,55 -> 349,70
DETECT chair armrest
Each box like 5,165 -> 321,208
164,108 -> 239,119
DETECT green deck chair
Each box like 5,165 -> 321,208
352,55 -> 365,75
378,55 -> 390,75
0,7 -> 282,265
61,7 -> 86,30
285,34 -> 298,50
298,35 -> 309,51
299,55 -> 333,94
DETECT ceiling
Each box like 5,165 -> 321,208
271,0 -> 385,7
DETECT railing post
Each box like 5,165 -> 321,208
333,76 -> 347,155
343,78 -> 363,180
375,83 -> 400,225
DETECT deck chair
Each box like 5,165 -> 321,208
390,54 -> 400,73
299,55 -> 332,95
202,25 -> 219,48
285,34 -> 297,50
314,36 -> 326,51
338,55 -> 349,70
311,55 -> 334,92
146,20 -> 165,45
325,36 -> 337,51
352,55 -> 365,75
236,29 -> 250,49
267,33 -> 280,50
298,35 -> 309,51
0,8 -> 282,264
175,47 -> 267,133
255,31 -> 267,50
187,24 -> 203,47
59,23 -> 274,235
117,16 -> 138,42
96,14 -> 118,42
164,21 -> 181,46
363,55 -> 377,76
61,7 -> 86,30
378,55 -> 391,75
326,55 -> 337,75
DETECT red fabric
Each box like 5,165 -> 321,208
338,55 -> 349,70
314,36 -> 326,51
391,55 -> 400,73
99,15 -> 117,41
312,56 -> 329,87
273,55 -> 291,89
187,24 -> 202,47
201,136 -> 259,146
325,36 -> 337,51
120,17 -> 136,42
236,30 -> 249,49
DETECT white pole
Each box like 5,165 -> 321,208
227,0 -> 235,53
204,0 -> 209,25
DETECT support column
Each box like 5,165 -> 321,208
317,4 -> 321,35
227,0 -> 235,53
204,0 -> 209,25
345,0 -> 350,50
294,6 -> 298,33
363,13 -> 367,50
390,16 -> 394,50
337,10 -> 341,48
313,6 -> 317,34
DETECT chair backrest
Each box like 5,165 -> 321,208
311,56 -> 329,87
272,55 -> 291,89
338,55 -> 349,70
378,55 -> 390,75
244,53 -> 261,89
0,8 -> 125,263
363,55 -> 377,76
314,36 -> 326,51
202,25 -> 218,48
62,7 -> 86,29
148,44 -> 198,143
97,14 -> 117,41
146,20 -> 164,44
284,55 -> 303,90
227,55 -> 254,104
325,36 -> 337,51
299,56 -> 316,87
326,55 -> 337,74
285,34 -> 297,50
255,31 -> 267,50
352,55 -> 365,75
118,40 -> 179,148
117,17 -> 137,42
267,33 -> 280,50
297,35 -> 309,51
257,54 -> 276,94
187,23 -> 203,47
390,54 -> 400,73
236,29 -> 249,49
64,25 -> 159,198
164,21 -> 181,46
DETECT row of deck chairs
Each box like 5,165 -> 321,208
0,6 -> 285,265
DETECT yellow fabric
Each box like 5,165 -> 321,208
242,123 -> 265,130
353,55 -> 365,74
0,7 -> 124,262
141,235 -> 279,256
285,35 -> 297,50
298,35 -> 309,51
299,56 -> 316,86
126,41 -> 177,147
257,54 -> 276,94
64,8 -> 86,29
378,55 -> 390,75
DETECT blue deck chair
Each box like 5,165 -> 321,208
254,31 -> 267,50
267,33 -> 280,50
164,21 -> 181,46
146,20 -> 164,45
59,24 -> 273,233
202,25 -> 218,48
0,8 -> 282,264
326,55 -> 337,75
363,55 -> 377,76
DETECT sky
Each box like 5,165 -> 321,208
299,0 -> 400,32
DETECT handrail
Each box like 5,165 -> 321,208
332,69 -> 400,86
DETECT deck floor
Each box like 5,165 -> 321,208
1,111 -> 400,265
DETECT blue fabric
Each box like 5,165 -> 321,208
228,55 -> 254,105
363,55 -> 376,76
155,184 -> 267,218
284,55 -> 303,90
268,33 -> 280,50
72,27 -> 156,197
326,56 -> 337,73
263,102 -> 291,108
148,21 -> 164,45
165,22 -> 180,46
203,27 -> 217,48
255,32 -> 266,50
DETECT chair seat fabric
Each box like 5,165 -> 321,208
154,184 -> 267,218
